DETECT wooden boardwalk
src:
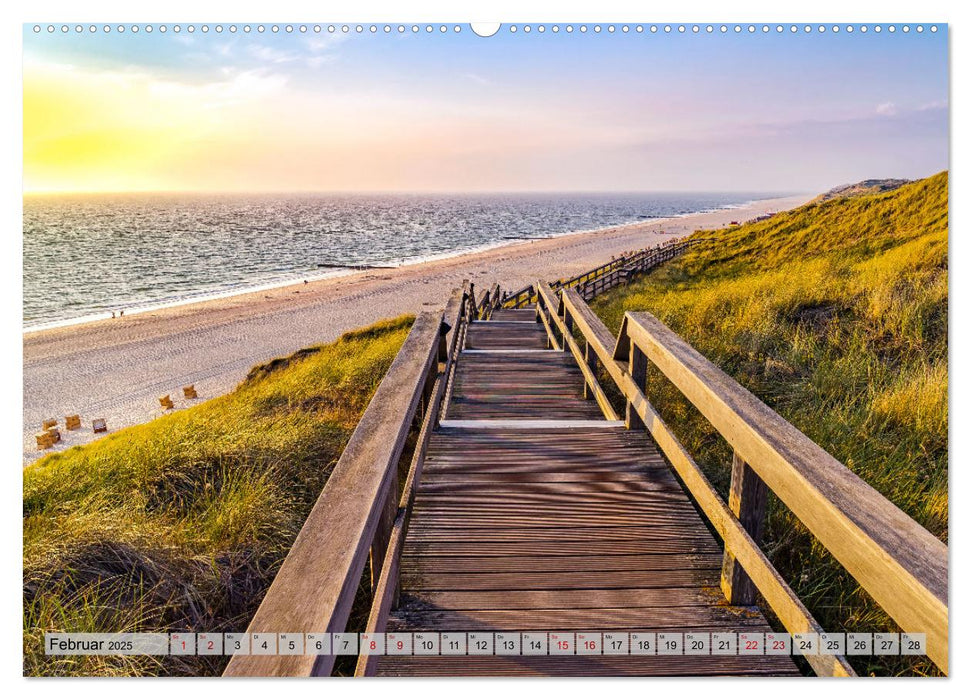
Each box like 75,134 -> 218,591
225,249 -> 947,678
375,307 -> 797,676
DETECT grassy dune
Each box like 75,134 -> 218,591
23,316 -> 413,676
592,172 -> 948,676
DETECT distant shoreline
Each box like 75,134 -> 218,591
22,195 -> 783,334
23,193 -> 812,461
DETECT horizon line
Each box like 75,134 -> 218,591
23,187 -> 809,197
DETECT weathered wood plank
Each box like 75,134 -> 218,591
416,480 -> 685,497
400,568 -> 721,591
448,351 -> 603,419
465,323 -> 549,350
490,308 -> 537,321
399,587 -> 722,611
402,538 -> 722,557
418,470 -> 670,485
407,514 -> 709,530
404,525 -> 717,542
400,553 -> 721,574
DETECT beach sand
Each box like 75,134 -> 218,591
23,194 -> 811,461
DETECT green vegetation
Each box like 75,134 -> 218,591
592,172 -> 948,676
23,316 -> 414,677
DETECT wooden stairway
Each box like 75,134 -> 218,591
375,307 -> 798,676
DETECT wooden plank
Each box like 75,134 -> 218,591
491,308 -> 536,321
410,498 -> 704,517
621,310 -> 947,673
411,502 -> 701,516
461,349 -> 557,354
398,587 -> 721,611
439,419 -> 622,429
400,553 -> 721,574
414,491 -> 692,509
418,470 -> 669,485
404,526 -> 714,542
402,539 -> 722,557
448,351 -> 604,420
407,515 -> 710,530
416,480 -> 686,497
465,323 -> 549,350
411,500 -> 699,516
420,462 -> 670,476
222,312 -> 443,678
400,569 -> 720,591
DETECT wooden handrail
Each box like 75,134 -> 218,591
223,311 -> 446,677
536,282 -> 618,421
559,289 -> 853,677
615,311 -> 948,673
355,287 -> 470,676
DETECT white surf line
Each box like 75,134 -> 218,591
461,349 -> 557,354
439,419 -> 626,429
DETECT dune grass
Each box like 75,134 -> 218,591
591,172 -> 948,676
23,316 -> 414,677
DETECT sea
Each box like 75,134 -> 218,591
23,192 -> 776,330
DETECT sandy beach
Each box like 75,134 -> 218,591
23,194 -> 811,461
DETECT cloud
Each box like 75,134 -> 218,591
463,73 -> 491,86
247,44 -> 299,65
918,100 -> 948,112
876,102 -> 898,116
246,39 -> 344,69
304,34 -> 347,53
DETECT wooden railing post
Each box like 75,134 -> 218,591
626,341 -> 647,430
437,320 -> 450,365
369,488 -> 397,591
721,450 -> 769,605
582,339 -> 598,400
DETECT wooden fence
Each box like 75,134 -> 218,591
502,237 -> 700,309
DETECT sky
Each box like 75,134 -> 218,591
23,23 -> 949,193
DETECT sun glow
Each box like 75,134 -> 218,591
23,60 -> 284,193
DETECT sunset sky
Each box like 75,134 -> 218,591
23,24 -> 948,193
